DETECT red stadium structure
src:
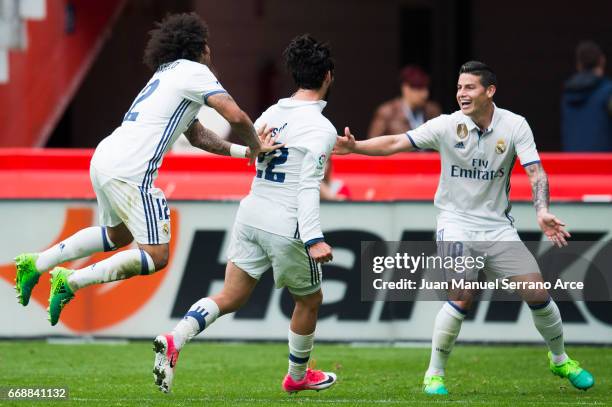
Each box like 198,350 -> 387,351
1,149 -> 611,202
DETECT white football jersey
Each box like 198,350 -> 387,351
91,59 -> 226,187
407,105 -> 541,230
236,98 -> 337,244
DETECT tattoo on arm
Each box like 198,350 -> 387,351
185,121 -> 232,156
525,162 -> 549,213
209,93 -> 236,107
207,93 -> 259,150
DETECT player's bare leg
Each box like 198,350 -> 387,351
512,273 -> 594,390
154,261 -> 257,393
282,289 -> 336,394
210,262 -> 259,315
107,223 -> 137,248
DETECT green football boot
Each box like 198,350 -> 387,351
48,267 -> 75,326
423,375 -> 449,395
14,253 -> 42,306
548,352 -> 594,391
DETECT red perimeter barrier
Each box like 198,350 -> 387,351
1,149 -> 611,201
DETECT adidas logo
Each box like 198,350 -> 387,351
454,142 -> 465,149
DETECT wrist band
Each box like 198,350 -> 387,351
230,144 -> 248,158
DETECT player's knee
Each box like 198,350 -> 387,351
141,247 -> 169,271
106,224 -> 134,249
452,299 -> 473,311
152,252 -> 169,271
295,290 -> 323,312
525,289 -> 549,305
113,235 -> 134,248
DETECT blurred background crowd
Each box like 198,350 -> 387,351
1,0 -> 610,153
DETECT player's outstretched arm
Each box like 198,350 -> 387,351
185,122 -> 281,158
333,126 -> 416,156
185,120 -> 233,155
524,162 -> 571,247
206,93 -> 262,159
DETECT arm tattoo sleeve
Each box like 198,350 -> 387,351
525,162 -> 550,212
185,121 -> 232,156
208,93 -> 259,150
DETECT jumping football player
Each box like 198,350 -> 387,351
14,13 -> 280,326
334,61 -> 594,395
152,34 -> 337,394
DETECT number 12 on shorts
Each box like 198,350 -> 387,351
155,198 -> 170,220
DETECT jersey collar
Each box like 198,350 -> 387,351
462,103 -> 499,135
278,97 -> 327,111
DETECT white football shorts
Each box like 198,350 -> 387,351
436,222 -> 540,280
227,222 -> 321,296
90,165 -> 171,245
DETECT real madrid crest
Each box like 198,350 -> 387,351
317,153 -> 327,169
456,123 -> 468,140
495,139 -> 506,154
163,223 -> 170,236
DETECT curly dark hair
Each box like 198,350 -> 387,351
283,34 -> 334,89
143,13 -> 209,71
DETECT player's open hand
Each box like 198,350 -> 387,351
537,210 -> 571,247
247,125 -> 284,163
308,241 -> 333,263
333,127 -> 356,155
259,124 -> 285,153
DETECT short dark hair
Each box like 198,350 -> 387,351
143,13 -> 209,71
283,34 -> 334,89
459,61 -> 497,88
576,41 -> 603,71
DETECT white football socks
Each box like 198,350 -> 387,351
36,226 -> 116,272
172,297 -> 220,349
530,299 -> 568,365
67,249 -> 153,291
288,329 -> 314,381
426,302 -> 466,377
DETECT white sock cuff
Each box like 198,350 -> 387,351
288,329 -> 315,354
443,301 -> 467,321
529,298 -> 557,316
101,226 -> 116,251
184,297 -> 220,332
198,297 -> 220,318
139,250 -> 155,275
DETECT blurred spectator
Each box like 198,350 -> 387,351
320,159 -> 350,201
561,41 -> 612,151
367,65 -> 441,138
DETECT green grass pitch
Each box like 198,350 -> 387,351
0,341 -> 610,406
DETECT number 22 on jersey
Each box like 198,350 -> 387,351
257,144 -> 289,183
